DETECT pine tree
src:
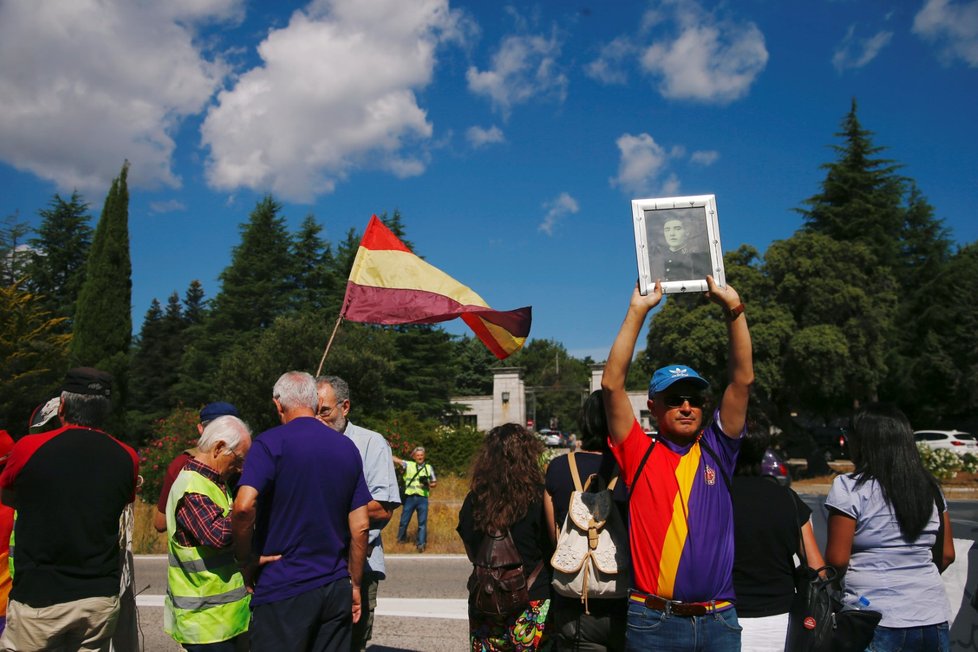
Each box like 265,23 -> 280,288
26,191 -> 93,323
129,299 -> 165,416
208,195 -> 295,335
291,215 -> 337,313
182,280 -> 208,326
1,213 -> 31,285
71,162 -> 133,431
1,281 -> 71,436
799,99 -> 905,270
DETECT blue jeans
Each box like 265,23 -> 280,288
397,494 -> 429,547
867,622 -> 949,652
625,599 -> 741,651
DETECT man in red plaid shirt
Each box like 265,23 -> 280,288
165,415 -> 262,651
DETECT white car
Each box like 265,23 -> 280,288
537,428 -> 563,447
914,430 -> 978,455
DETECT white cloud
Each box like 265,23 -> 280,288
466,125 -> 505,148
913,0 -> 978,67
584,36 -> 636,85
202,0 -> 464,202
690,150 -> 719,166
149,199 -> 188,214
0,0 -> 234,192
638,0 -> 768,104
466,31 -> 568,117
832,26 -> 893,72
539,192 -> 579,236
610,133 -> 681,196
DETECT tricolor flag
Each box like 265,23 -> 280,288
341,216 -> 531,359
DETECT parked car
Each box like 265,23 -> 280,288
761,448 -> 791,487
914,430 -> 978,455
536,428 -> 563,447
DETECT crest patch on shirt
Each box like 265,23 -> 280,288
704,465 -> 716,486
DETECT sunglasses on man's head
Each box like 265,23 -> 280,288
660,394 -> 706,408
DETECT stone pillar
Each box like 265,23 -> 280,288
589,363 -> 604,393
492,367 -> 525,429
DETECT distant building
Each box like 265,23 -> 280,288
450,363 -> 652,432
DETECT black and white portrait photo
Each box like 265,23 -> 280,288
631,195 -> 725,295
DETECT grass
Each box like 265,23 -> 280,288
131,475 -> 472,555
132,499 -> 167,554
382,475 -> 468,554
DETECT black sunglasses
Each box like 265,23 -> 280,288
660,394 -> 706,408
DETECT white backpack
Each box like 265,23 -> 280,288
550,452 -> 630,612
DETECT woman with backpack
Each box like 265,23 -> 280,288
543,390 -> 628,652
457,423 -> 555,650
825,403 -> 955,652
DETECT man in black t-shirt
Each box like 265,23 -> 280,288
0,367 -> 138,651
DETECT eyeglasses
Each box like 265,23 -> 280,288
660,394 -> 706,409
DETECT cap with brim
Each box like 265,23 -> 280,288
30,397 -> 61,431
199,402 -> 240,423
648,365 -> 710,396
62,367 -> 112,397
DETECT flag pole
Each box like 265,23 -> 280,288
315,314 -> 344,377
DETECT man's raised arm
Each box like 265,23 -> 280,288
705,276 -> 754,437
602,281 -> 662,445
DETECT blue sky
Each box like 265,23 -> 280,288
2,0 -> 977,360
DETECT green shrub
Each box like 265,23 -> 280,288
961,452 -> 978,474
917,443 -> 962,481
360,410 -> 484,477
138,407 -> 199,504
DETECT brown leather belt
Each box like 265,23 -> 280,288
629,592 -> 732,616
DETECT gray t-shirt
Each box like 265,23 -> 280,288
825,474 -> 949,627
344,421 -> 402,578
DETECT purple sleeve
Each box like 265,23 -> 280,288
239,438 -> 275,494
704,409 -> 742,470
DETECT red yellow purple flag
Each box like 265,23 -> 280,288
341,215 -> 531,359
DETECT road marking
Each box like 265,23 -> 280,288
136,595 -> 469,620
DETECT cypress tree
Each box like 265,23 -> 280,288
71,162 -> 133,430
26,191 -> 93,323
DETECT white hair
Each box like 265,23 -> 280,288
197,415 -> 250,453
273,371 -> 319,411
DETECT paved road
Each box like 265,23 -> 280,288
135,495 -> 978,651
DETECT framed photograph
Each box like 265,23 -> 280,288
631,194 -> 725,295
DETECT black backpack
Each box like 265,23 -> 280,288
467,528 -> 543,619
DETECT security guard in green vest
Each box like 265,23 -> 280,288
394,447 -> 437,552
165,415 -> 266,651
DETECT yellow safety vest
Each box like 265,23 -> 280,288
403,461 -> 433,497
164,468 -> 250,645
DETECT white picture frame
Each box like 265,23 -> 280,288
631,194 -> 725,295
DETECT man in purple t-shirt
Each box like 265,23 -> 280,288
232,371 -> 371,652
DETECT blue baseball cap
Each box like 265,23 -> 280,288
199,401 -> 240,423
648,365 -> 710,396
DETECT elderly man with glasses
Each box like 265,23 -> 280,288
601,276 -> 753,652
164,415 -> 257,652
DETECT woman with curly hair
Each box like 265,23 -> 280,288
457,423 -> 554,651
826,403 -> 955,652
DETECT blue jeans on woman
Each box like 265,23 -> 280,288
397,494 -> 428,548
866,622 -> 949,652
624,599 -> 741,651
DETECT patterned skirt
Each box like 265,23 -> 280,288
469,599 -> 553,651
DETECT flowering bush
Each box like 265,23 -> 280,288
916,443 -> 962,480
138,407 -> 200,504
961,453 -> 978,474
